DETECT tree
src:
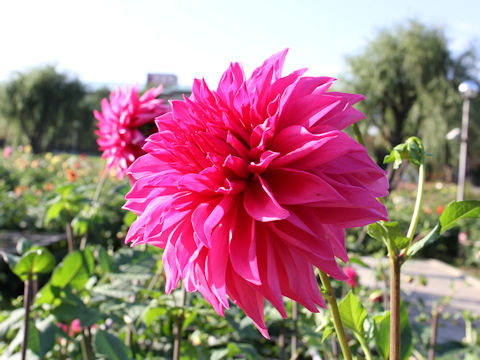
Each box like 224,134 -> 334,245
0,66 -> 86,153
343,21 -> 479,180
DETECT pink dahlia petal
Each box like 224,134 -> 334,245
124,50 -> 389,337
95,85 -> 169,179
243,176 -> 290,221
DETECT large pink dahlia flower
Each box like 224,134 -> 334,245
94,85 -> 169,179
124,50 -> 388,337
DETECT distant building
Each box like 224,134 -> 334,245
147,73 -> 191,100
147,73 -> 178,88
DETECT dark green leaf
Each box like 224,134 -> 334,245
367,221 -> 409,253
35,283 -> 61,305
50,251 -> 89,290
211,348 -> 229,360
374,311 -> 390,359
56,184 -> 75,197
52,302 -> 102,327
400,303 -> 413,360
182,310 -> 198,331
94,330 -> 132,360
13,247 -> 56,281
373,303 -> 413,360
45,201 -> 64,225
143,307 -> 166,326
321,324 -> 335,343
123,211 -> 136,227
27,323 -> 41,356
338,291 -> 367,337
439,201 -> 480,233
97,246 -> 112,274
406,223 -> 441,258
231,343 -> 259,359
348,257 -> 370,268
83,247 -> 95,276
36,316 -> 56,358
72,216 -> 88,237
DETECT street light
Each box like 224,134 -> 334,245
456,80 -> 479,201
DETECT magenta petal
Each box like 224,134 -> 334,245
255,225 -> 286,317
229,206 -> 261,285
206,218 -> 230,309
243,175 -> 290,221
226,266 -> 269,338
262,168 -> 344,205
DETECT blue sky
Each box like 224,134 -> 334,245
1,0 -> 478,88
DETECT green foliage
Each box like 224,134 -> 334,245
0,66 -> 110,153
338,291 -> 367,337
344,21 -> 479,177
94,330 -> 133,360
368,221 -> 410,254
384,136 -> 425,169
373,303 -> 413,360
0,66 -> 86,153
407,200 -> 480,258
1,246 -> 55,281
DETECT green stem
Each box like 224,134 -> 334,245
319,271 -> 352,360
406,163 -> 425,242
355,333 -> 373,360
351,123 -> 366,147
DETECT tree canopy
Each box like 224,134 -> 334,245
343,21 -> 479,180
0,66 -> 109,154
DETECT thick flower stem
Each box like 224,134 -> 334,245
389,255 -> 401,360
21,274 -> 32,360
319,271 -> 352,360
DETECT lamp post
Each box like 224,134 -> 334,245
457,80 -> 478,201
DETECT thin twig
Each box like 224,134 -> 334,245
65,222 -> 75,253
428,304 -> 442,360
20,275 -> 32,360
290,302 -> 298,360
172,286 -> 187,360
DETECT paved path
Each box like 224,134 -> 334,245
354,257 -> 480,343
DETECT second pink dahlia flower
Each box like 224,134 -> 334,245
94,85 -> 169,179
124,50 -> 388,337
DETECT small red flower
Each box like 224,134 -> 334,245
436,205 -> 444,215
